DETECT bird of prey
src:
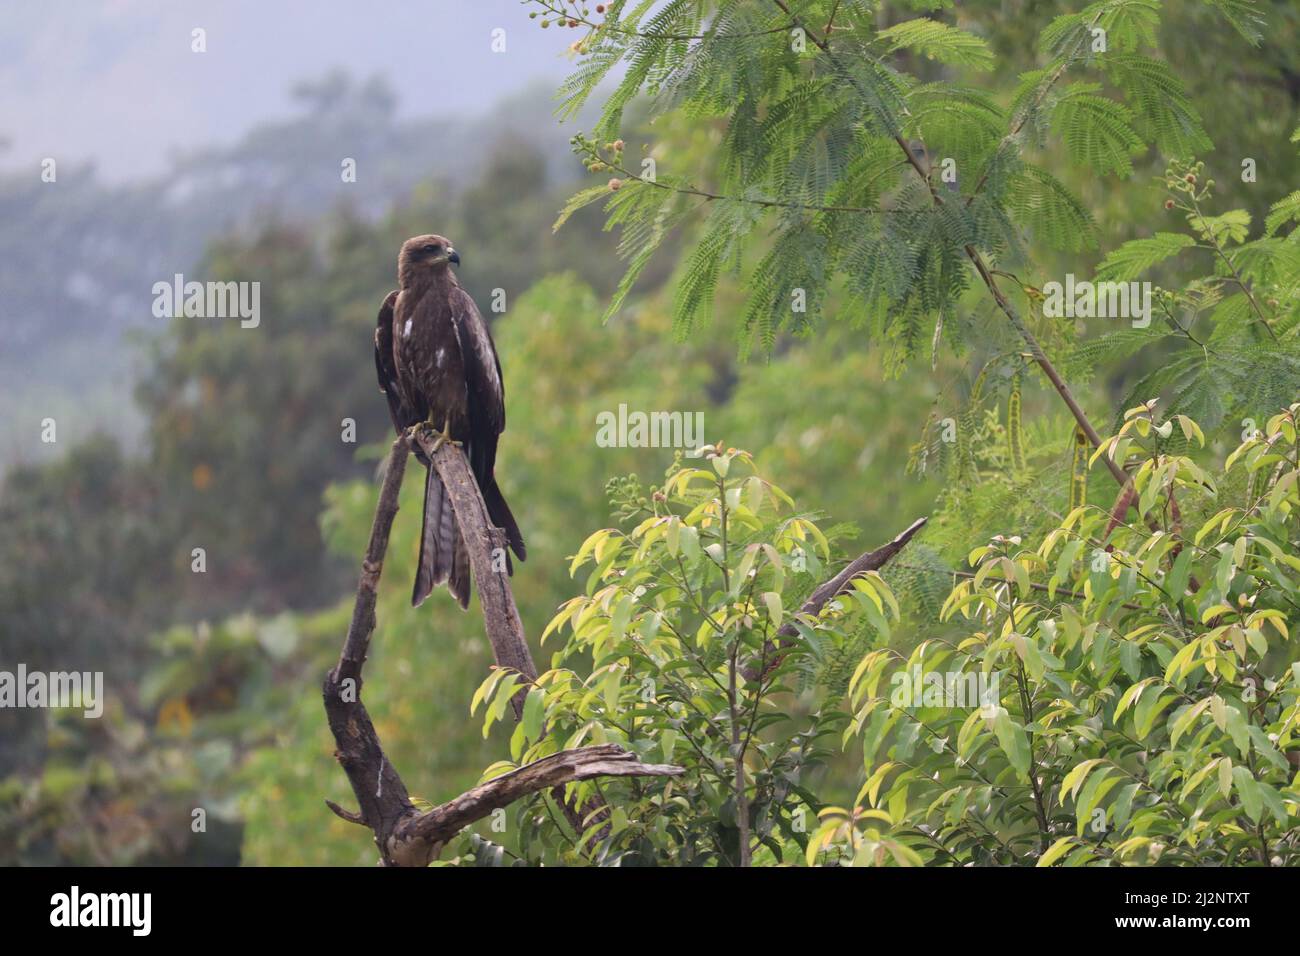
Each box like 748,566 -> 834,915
374,234 -> 525,608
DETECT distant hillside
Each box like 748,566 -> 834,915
0,75 -> 588,465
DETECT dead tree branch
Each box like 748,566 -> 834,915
415,431 -> 536,708
401,744 -> 682,850
745,516 -> 929,680
415,430 -> 617,842
323,432 -> 681,866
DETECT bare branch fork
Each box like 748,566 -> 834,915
324,430 -> 929,864
322,431 -> 681,866
745,516 -> 929,681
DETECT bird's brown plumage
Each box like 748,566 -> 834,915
374,234 -> 524,608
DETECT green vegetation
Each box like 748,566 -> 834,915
468,407 -> 1299,865
3,1 -> 1298,865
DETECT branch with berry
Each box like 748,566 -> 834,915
524,0 -> 794,43
569,131 -> 893,214
1162,159 -> 1278,340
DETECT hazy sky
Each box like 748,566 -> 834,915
0,0 -> 572,181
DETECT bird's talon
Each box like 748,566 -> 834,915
423,418 -> 460,453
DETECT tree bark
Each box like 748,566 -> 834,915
323,432 -> 681,866
744,516 -> 928,681
415,430 -> 536,709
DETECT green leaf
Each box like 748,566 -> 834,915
660,728 -> 677,764
1169,698 -> 1209,747
1095,232 -> 1195,282
1166,547 -> 1195,599
1053,85 -> 1145,177
993,709 -> 1032,778
522,687 -> 545,743
1119,640 -> 1142,681
1265,189 -> 1300,237
762,591 -> 783,629
1059,758 -> 1105,802
1191,209 -> 1251,246
1075,767 -> 1118,836
1205,0 -> 1265,46
1112,782 -> 1141,830
554,183 -> 617,233
1037,836 -> 1077,867
1224,704 -> 1251,755
1133,690 -> 1175,739
1231,765 -> 1262,822
878,18 -> 995,71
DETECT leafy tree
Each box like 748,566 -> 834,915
0,437 -> 172,775
405,0 -> 1300,867
828,405 -> 1300,865
539,0 -> 1299,470
462,406 -> 1297,865
471,446 -> 893,865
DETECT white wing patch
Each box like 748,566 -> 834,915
463,306 -> 501,394
402,318 -> 413,339
448,288 -> 503,423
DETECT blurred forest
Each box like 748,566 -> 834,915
0,75 -> 584,465
1,1 -> 1298,865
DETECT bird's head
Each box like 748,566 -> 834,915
398,234 -> 460,284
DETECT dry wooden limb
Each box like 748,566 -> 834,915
323,433 -> 681,866
322,434 -> 417,855
400,744 -> 681,852
744,516 -> 928,681
416,430 -> 536,708
412,430 -> 621,840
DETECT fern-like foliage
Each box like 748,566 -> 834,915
547,0 -> 1265,361
1094,232 -> 1196,281
1007,165 -> 1098,252
876,18 -> 995,71
1065,157 -> 1300,432
540,0 -> 1294,475
1052,84 -> 1146,177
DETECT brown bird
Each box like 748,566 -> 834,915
374,234 -> 525,608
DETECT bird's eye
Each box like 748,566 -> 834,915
423,244 -> 440,254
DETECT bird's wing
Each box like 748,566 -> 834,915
448,286 -> 505,435
448,285 -> 525,564
374,290 -> 410,433
448,286 -> 505,478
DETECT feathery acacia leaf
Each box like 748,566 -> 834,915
1008,165 -> 1098,252
1095,233 -> 1196,281
1052,85 -> 1145,177
877,18 -> 995,71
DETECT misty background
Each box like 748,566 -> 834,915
0,0 -> 579,464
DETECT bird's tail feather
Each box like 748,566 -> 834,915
413,465 -> 470,609
449,527 -> 470,610
482,476 -> 526,567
